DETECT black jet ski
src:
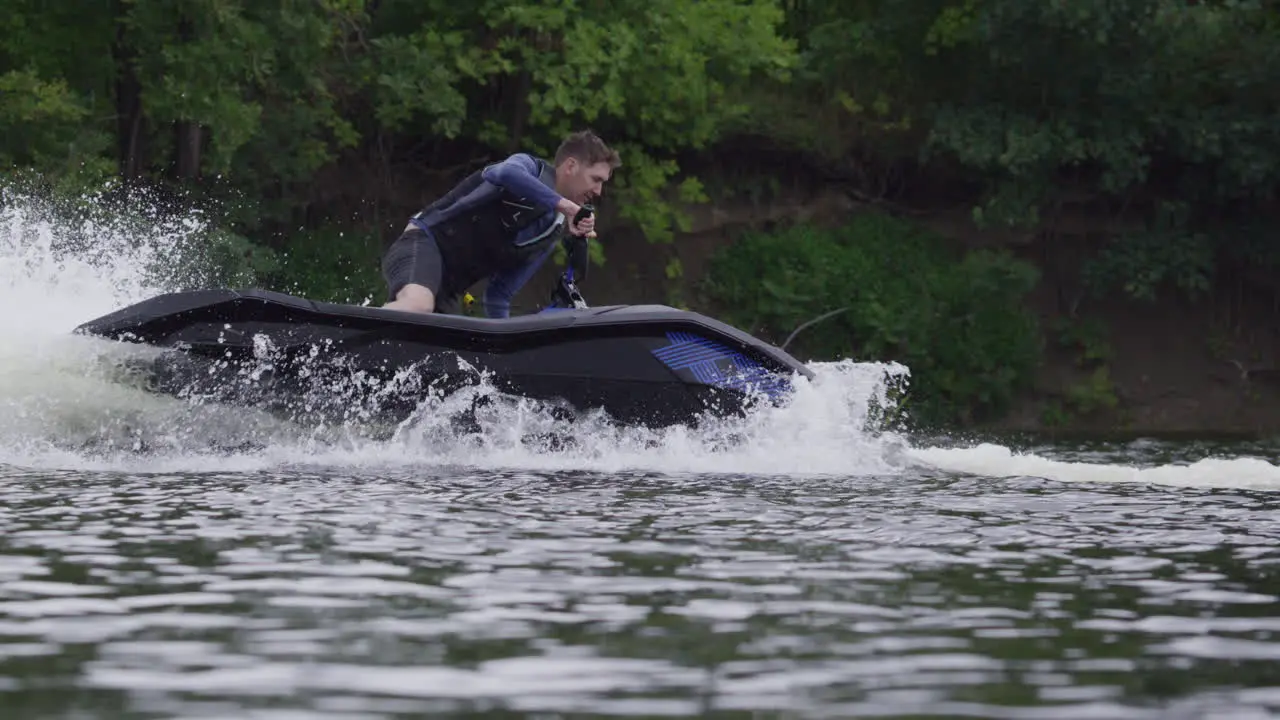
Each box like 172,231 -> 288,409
73,217 -> 812,429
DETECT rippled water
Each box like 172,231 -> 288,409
2,458 -> 1279,718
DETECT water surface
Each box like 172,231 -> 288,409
3,452 -> 1279,718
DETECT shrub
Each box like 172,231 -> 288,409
272,226 -> 385,305
702,212 -> 1042,427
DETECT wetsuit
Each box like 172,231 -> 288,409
381,153 -> 567,318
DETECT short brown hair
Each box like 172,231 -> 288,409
554,130 -> 622,169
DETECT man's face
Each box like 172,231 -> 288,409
559,158 -> 612,205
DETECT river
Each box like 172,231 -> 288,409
2,191 -> 1279,718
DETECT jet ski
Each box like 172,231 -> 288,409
72,220 -> 812,430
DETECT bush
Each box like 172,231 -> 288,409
271,226 -> 385,305
702,212 -> 1042,427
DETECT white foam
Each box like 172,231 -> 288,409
908,443 -> 1280,491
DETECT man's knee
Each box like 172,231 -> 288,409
385,283 -> 436,313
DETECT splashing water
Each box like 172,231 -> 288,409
0,186 -> 308,466
0,187 -> 915,476
4,185 -> 1280,491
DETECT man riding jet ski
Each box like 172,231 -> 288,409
72,131 -> 811,430
381,129 -> 620,318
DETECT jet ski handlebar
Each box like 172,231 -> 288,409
549,204 -> 593,311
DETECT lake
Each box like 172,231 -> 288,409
3,372 -> 1279,718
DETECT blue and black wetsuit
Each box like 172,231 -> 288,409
381,153 -> 567,317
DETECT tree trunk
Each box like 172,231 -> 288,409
113,0 -> 144,178
174,121 -> 203,179
507,69 -> 532,154
171,14 -> 203,180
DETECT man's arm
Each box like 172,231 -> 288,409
481,244 -> 557,318
481,153 -> 563,210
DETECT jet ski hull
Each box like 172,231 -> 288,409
73,289 -> 812,428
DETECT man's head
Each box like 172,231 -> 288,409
553,130 -> 622,205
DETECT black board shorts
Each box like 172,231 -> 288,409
381,225 -> 464,314
382,225 -> 443,298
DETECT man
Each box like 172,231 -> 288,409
381,130 -> 621,318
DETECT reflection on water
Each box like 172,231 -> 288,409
1,461 -> 1278,718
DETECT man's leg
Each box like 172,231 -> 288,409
381,226 -> 445,314
385,283 -> 435,313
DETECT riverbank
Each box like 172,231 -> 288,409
566,171 -> 1280,438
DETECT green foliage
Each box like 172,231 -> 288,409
1052,316 -> 1112,367
2,0 -> 794,246
0,0 -> 117,190
919,0 -> 1280,216
292,0 -> 792,242
191,229 -> 284,289
603,148 -> 710,244
1044,316 -> 1120,425
772,0 -> 1280,263
1040,365 -> 1121,428
1082,206 -> 1215,302
118,0 -> 376,230
0,71 -> 96,169
448,0 -> 794,244
1065,366 -> 1120,417
272,227 -> 385,305
702,213 -> 1043,427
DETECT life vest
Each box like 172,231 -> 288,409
409,157 -> 566,293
